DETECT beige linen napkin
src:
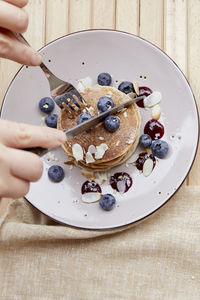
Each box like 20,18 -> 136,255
0,186 -> 200,300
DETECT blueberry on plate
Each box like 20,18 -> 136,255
77,112 -> 92,125
48,165 -> 65,182
99,194 -> 116,211
97,96 -> 114,112
151,140 -> 169,158
45,113 -> 58,128
139,134 -> 152,148
39,97 -> 55,113
118,81 -> 135,94
97,72 -> 112,86
104,115 -> 120,132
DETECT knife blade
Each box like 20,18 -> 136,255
65,95 -> 144,140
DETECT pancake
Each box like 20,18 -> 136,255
57,85 -> 141,172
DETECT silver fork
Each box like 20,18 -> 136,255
14,33 -> 87,118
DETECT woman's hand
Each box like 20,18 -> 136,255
0,0 -> 42,65
0,120 -> 66,199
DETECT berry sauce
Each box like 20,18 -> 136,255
135,152 -> 156,171
144,119 -> 164,140
137,86 -> 153,108
110,172 -> 132,193
81,180 -> 102,194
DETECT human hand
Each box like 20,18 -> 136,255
0,120 -> 66,199
0,0 -> 42,65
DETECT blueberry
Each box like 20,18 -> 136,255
77,112 -> 92,125
104,115 -> 120,132
97,96 -> 114,112
139,134 -> 152,148
99,194 -> 116,211
39,97 -> 55,113
45,113 -> 58,128
48,165 -> 65,182
118,81 -> 134,94
150,140 -> 169,158
97,72 -> 112,86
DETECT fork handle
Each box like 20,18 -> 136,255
13,32 -> 53,80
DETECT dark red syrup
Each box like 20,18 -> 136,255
81,180 -> 102,194
135,152 -> 156,171
144,119 -> 164,140
110,172 -> 132,193
137,86 -> 153,108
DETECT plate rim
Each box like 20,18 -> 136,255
1,29 -> 199,231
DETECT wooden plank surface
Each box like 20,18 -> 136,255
0,0 -> 199,214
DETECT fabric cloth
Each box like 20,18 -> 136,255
0,186 -> 200,300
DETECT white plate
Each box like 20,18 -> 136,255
1,30 -> 199,230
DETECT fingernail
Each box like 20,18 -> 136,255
57,130 -> 66,143
31,52 -> 42,66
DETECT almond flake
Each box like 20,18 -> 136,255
126,153 -> 138,166
132,80 -> 139,95
151,104 -> 161,120
81,169 -> 96,179
72,143 -> 83,161
117,180 -> 126,193
99,137 -> 104,141
143,158 -> 154,177
144,91 -> 162,108
82,192 -> 101,203
123,111 -> 128,118
86,106 -> 95,115
95,172 -> 109,184
127,92 -> 136,99
86,152 -> 95,164
77,76 -> 92,92
95,143 -> 108,159
116,140 -> 120,146
127,139 -> 134,144
88,145 -> 96,154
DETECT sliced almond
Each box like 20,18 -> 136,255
126,153 -> 138,165
86,152 -> 95,164
82,192 -> 101,203
116,140 -> 120,146
127,92 -> 136,99
117,180 -> 126,193
127,138 -> 134,145
151,104 -> 161,120
86,106 -> 95,116
95,171 -> 109,184
143,91 -> 162,108
81,169 -> 96,179
95,143 -> 108,159
132,80 -> 139,95
99,136 -> 104,141
72,143 -> 84,161
143,158 -> 154,177
123,111 -> 128,118
88,145 -> 96,154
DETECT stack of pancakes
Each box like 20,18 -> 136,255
57,85 -> 141,172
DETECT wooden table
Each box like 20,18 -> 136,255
0,0 -> 199,214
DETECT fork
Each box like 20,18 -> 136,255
14,33 -> 87,118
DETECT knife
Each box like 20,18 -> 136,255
65,95 -> 144,139
25,95 -> 143,156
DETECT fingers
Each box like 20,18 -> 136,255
0,29 -> 42,65
8,148 -> 43,182
0,1 -> 28,33
0,120 -> 66,149
3,0 -> 29,8
0,176 -> 30,198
